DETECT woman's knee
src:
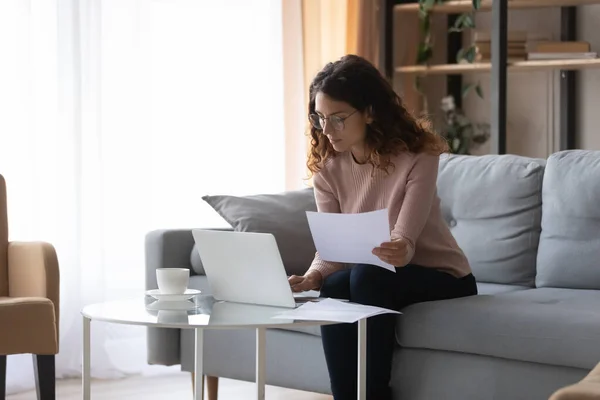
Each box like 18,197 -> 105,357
350,264 -> 393,286
319,269 -> 351,299
349,264 -> 396,306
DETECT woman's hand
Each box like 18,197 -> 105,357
288,270 -> 323,293
372,238 -> 409,267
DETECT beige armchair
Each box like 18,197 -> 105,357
549,363 -> 600,400
0,174 -> 60,399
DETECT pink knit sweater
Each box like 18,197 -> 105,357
307,151 -> 471,280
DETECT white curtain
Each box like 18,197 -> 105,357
0,0 -> 286,394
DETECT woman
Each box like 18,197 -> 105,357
288,55 -> 477,400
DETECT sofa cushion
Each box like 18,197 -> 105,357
536,150 -> 600,289
202,188 -> 317,276
437,154 -> 545,287
396,288 -> 600,370
476,282 -> 530,295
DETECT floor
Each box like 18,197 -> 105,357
6,373 -> 333,400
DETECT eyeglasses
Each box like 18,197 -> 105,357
308,109 -> 358,131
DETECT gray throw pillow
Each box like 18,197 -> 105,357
201,188 -> 317,276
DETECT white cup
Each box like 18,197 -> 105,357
156,268 -> 189,294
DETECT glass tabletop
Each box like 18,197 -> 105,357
81,294 -> 333,329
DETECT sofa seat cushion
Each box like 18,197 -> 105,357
396,288 -> 600,370
477,282 -> 530,295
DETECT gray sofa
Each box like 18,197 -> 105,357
145,149 -> 600,400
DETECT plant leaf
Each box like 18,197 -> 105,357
462,83 -> 475,98
463,14 -> 475,28
423,0 -> 436,11
465,45 -> 477,63
419,13 -> 431,34
456,48 -> 466,63
418,3 -> 428,19
452,138 -> 461,153
475,82 -> 484,98
450,14 -> 463,32
417,43 -> 433,64
449,14 -> 465,32
414,76 -> 428,105
472,0 -> 481,10
449,13 -> 475,33
413,76 -> 424,94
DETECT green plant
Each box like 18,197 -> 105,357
440,95 -> 490,154
415,0 -> 484,107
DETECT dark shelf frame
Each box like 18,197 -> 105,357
491,0 -> 508,154
560,7 -> 577,150
447,15 -> 464,109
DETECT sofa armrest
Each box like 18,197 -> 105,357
145,229 -> 196,366
145,229 -> 197,290
8,241 -> 60,331
549,362 -> 600,400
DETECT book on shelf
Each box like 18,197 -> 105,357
527,52 -> 597,60
473,30 -> 527,42
534,41 -> 590,53
475,44 -> 526,59
474,56 -> 528,63
474,37 -> 527,62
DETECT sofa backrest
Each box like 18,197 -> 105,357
536,150 -> 600,289
0,175 -> 8,296
437,154 -> 545,287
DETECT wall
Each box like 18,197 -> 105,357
394,5 -> 600,157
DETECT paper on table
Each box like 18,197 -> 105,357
306,209 -> 395,272
272,298 -> 401,324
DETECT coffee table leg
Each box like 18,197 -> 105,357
194,328 -> 204,400
357,318 -> 367,400
82,316 -> 91,400
256,327 -> 266,400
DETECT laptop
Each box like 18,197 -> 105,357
191,229 -> 320,309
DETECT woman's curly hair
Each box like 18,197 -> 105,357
306,55 -> 448,176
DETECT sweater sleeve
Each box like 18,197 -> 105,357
391,153 -> 439,264
306,172 -> 344,280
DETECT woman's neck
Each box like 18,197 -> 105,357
351,144 -> 368,164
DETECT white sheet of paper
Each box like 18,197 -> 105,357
306,209 -> 395,272
272,298 -> 401,324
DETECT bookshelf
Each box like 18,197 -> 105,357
381,0 -> 600,154
396,58 -> 600,74
394,0 -> 600,13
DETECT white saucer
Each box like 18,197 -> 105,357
146,300 -> 198,311
145,289 -> 201,302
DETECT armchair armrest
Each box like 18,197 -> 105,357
8,241 -> 60,327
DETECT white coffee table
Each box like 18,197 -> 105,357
81,294 -> 368,400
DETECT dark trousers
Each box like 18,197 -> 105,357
319,264 -> 478,400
